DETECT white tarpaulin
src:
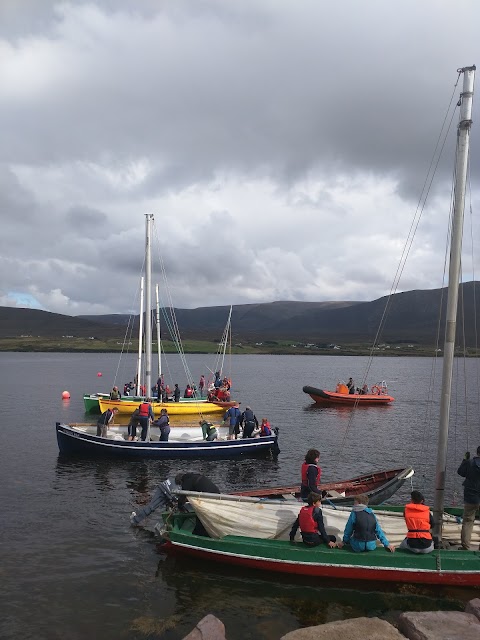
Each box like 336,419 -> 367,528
187,495 -> 480,546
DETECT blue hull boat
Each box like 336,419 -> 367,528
55,422 -> 280,460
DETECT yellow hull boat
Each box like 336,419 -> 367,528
98,398 -> 231,417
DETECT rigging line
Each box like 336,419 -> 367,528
151,222 -> 196,388
416,133 -> 458,476
466,164 -> 479,447
342,103 -> 461,443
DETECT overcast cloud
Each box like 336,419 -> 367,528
0,0 -> 478,315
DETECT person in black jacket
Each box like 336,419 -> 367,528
457,446 -> 480,550
238,406 -> 259,438
174,472 -> 220,536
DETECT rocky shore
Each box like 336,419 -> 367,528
182,599 -> 480,639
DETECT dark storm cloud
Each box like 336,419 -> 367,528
0,0 -> 478,314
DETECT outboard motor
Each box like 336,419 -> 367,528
130,477 -> 179,525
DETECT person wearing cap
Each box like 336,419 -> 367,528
238,406 -> 259,438
223,402 -> 241,440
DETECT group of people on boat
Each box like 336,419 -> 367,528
337,378 -> 385,396
295,448 -> 432,553
222,403 -> 272,440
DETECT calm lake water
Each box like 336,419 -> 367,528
2,352 -> 479,639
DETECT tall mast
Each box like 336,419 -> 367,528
433,65 -> 476,543
144,213 -> 154,400
136,276 -> 144,396
155,284 -> 162,380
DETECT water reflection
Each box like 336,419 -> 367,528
153,552 -> 467,639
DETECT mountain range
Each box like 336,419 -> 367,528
1,281 -> 479,346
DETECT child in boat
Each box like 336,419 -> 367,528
339,494 -> 395,553
289,492 -> 337,548
398,490 -> 434,554
300,448 -> 322,500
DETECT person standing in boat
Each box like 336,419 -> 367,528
153,408 -> 170,442
127,408 -> 140,441
289,492 -> 337,548
346,378 -> 355,394
173,384 -> 181,402
96,407 -> 119,438
199,375 -> 206,398
457,446 -> 480,550
238,406 -> 259,438
398,490 -> 434,554
223,402 -> 241,440
137,399 -> 155,441
300,448 -> 322,501
339,494 -> 395,553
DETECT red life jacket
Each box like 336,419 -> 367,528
260,421 -> 271,436
301,462 -> 321,488
405,503 -> 432,539
138,403 -> 150,417
298,505 -> 318,534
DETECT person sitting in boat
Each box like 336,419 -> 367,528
338,494 -> 395,553
200,419 -> 218,441
398,490 -> 434,554
96,407 -> 119,438
260,418 -> 272,437
300,448 -> 322,501
109,386 -> 121,400
173,384 -> 181,402
346,377 -> 355,394
137,399 -> 155,441
238,406 -> 259,438
207,388 -> 218,402
153,408 -> 170,442
184,384 -> 194,398
359,384 -> 369,395
223,402 -> 241,440
289,492 -> 337,548
127,408 -> 140,441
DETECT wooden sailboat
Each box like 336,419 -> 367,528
157,65 -> 480,585
57,215 -> 273,458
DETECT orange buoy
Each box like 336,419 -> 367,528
62,390 -> 71,399
97,372 -> 102,377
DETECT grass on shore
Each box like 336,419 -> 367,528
0,336 -> 478,357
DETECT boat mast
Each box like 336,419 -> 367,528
433,65 -> 476,543
155,284 -> 162,380
136,276 -> 144,396
145,213 -> 154,400
220,305 -> 232,377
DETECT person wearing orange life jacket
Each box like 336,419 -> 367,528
300,448 -> 322,501
137,399 -> 155,441
260,418 -> 272,437
289,492 -> 337,547
398,490 -> 434,554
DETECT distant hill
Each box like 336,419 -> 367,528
1,282 -> 480,345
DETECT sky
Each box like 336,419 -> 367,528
0,0 -> 479,316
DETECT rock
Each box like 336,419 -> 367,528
182,614 -> 226,640
398,611 -> 480,639
280,617 -> 404,639
466,599 -> 480,621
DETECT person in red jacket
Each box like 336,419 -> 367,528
398,490 -> 434,554
289,493 -> 337,547
300,448 -> 322,500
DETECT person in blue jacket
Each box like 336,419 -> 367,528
339,494 -> 395,553
223,402 -> 241,439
